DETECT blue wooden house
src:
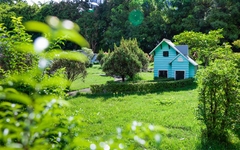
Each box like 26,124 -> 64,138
149,38 -> 198,80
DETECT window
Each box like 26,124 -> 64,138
163,51 -> 169,57
176,51 -> 179,55
159,70 -> 168,78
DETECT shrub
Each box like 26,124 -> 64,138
196,59 -> 240,142
96,49 -> 105,62
48,59 -> 87,82
0,17 -> 36,77
91,78 -> 195,94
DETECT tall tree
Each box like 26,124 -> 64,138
204,0 -> 240,43
102,38 -> 148,81
173,29 -> 231,66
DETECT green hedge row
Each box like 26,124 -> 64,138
90,78 -> 195,94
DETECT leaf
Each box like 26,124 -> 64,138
0,89 -> 32,105
54,30 -> 90,48
15,43 -> 35,54
24,21 -> 51,34
42,50 -> 88,62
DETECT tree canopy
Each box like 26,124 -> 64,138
102,38 -> 148,82
1,0 -> 240,53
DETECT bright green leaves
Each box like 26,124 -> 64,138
25,16 -> 90,49
233,39 -> 240,48
89,121 -> 166,149
196,59 -> 240,142
0,17 -> 89,149
173,29 -> 228,66
41,50 -> 88,62
24,21 -> 51,34
22,16 -> 90,65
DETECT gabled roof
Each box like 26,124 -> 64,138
149,38 -> 198,66
169,54 -> 198,66
149,38 -> 178,55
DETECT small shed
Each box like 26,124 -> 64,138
149,38 -> 198,80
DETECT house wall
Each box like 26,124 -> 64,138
189,63 -> 196,78
153,41 -> 178,78
171,55 -> 190,79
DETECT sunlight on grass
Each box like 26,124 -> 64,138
64,89 -> 203,149
70,64 -> 114,90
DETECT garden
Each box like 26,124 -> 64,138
1,0 -> 240,149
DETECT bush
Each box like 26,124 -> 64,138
91,78 -> 195,94
0,17 -> 36,77
48,59 -> 87,82
196,59 -> 240,142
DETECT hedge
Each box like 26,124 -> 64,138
90,78 -> 195,94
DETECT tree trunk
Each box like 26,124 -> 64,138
121,75 -> 125,82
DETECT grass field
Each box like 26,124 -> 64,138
70,64 -> 154,91
70,65 -> 114,91
66,64 -> 240,149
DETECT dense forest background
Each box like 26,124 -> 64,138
1,0 -> 240,53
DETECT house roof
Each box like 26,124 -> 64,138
169,54 -> 198,66
149,38 -> 198,66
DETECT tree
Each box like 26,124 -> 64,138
102,38 -> 148,82
204,0 -> 240,43
196,59 -> 240,142
173,29 -> 228,66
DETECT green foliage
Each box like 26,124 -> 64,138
102,38 -> 148,81
2,0 -> 240,53
49,59 -> 87,82
96,49 -> 105,62
0,16 -> 165,149
91,78 -> 195,94
196,59 -> 240,142
233,39 -> 240,48
66,89 -> 205,149
0,16 -> 90,149
0,17 -> 36,77
70,64 -> 114,91
173,29 -> 233,66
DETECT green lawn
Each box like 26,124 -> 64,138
70,64 -> 154,91
70,64 -> 114,90
66,64 -> 240,149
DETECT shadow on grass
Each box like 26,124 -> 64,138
196,132 -> 240,150
67,83 -> 197,101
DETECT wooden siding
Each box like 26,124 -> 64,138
171,55 -> 189,79
189,63 -> 196,78
153,41 -> 178,77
